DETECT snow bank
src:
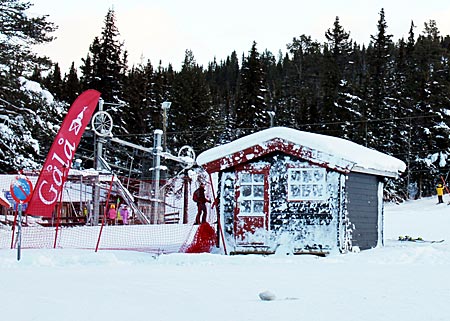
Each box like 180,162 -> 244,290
0,197 -> 450,321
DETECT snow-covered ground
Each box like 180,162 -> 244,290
1,196 -> 449,321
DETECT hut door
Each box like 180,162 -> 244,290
234,168 -> 269,245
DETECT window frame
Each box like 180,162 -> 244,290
237,171 -> 266,217
287,167 -> 327,201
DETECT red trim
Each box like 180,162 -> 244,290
0,197 -> 9,207
202,138 -> 353,174
10,207 -> 18,249
233,167 -> 270,244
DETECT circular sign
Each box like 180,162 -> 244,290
10,176 -> 33,204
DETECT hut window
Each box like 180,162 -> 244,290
239,173 -> 265,215
287,168 -> 326,201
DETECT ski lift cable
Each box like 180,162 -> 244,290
91,110 -> 196,168
104,113 -> 439,139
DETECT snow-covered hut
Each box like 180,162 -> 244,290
196,127 -> 406,255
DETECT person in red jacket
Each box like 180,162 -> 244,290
193,183 -> 210,224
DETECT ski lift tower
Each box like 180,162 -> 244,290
92,98 -> 128,224
91,107 -> 196,224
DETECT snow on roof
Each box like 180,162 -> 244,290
196,127 -> 406,177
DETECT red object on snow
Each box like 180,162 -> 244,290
183,222 -> 217,253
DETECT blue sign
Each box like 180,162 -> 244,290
4,191 -> 14,204
4,191 -> 28,211
10,176 -> 33,204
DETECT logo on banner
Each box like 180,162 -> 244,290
68,106 -> 88,135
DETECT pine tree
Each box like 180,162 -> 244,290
0,0 -> 57,172
62,62 -> 81,103
78,8 -> 129,171
261,49 -> 281,127
322,16 -> 354,137
44,63 -> 63,99
170,50 -> 215,154
236,41 -> 269,136
80,8 -> 127,128
365,8 -> 395,150
95,9 -> 127,102
80,52 -> 94,89
210,51 -> 240,143
285,35 -> 322,131
30,66 -> 43,83
0,0 -> 55,77
342,42 -> 367,143
408,20 -> 450,195
275,52 -> 298,128
122,60 -> 158,146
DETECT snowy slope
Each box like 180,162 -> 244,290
1,196 -> 449,321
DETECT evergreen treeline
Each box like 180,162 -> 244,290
2,2 -> 450,200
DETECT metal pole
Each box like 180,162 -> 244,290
127,155 -> 134,190
183,171 -> 189,224
93,98 -> 104,225
163,108 -> 167,152
96,98 -> 104,170
152,129 -> 163,224
407,117 -> 411,199
80,175 -> 83,217
161,102 -> 171,152
17,203 -> 22,261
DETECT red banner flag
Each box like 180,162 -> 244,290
26,90 -> 101,217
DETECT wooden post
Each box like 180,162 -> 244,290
53,167 -> 68,248
95,175 -> 115,252
208,173 -> 227,255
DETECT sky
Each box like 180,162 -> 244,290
1,196 -> 450,321
29,0 -> 450,73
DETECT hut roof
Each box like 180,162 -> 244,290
196,127 -> 406,178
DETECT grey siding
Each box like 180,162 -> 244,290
346,172 -> 379,250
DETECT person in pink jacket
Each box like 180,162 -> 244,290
107,204 -> 117,225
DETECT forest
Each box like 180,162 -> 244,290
2,0 -> 450,200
